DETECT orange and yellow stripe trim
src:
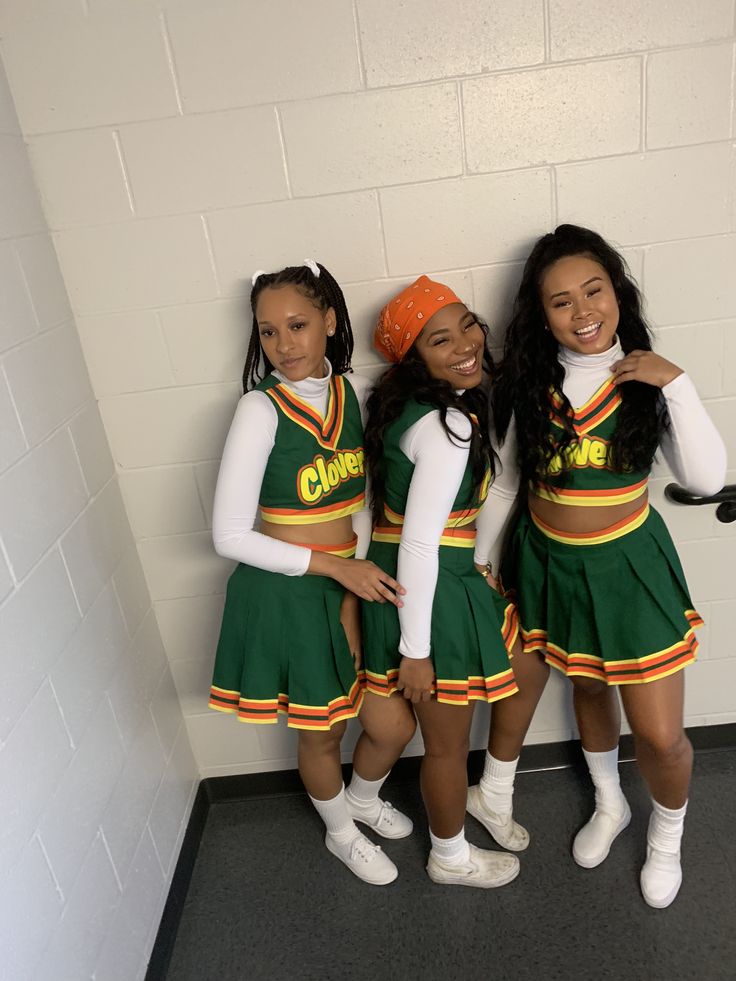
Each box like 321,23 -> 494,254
534,477 -> 648,508
521,610 -> 702,686
260,491 -> 365,525
363,668 -> 518,704
530,500 -> 650,545
266,375 -> 345,450
208,676 -> 364,730
301,536 -> 358,558
550,377 -> 621,436
372,524 -> 476,549
499,599 -> 520,655
384,502 -> 479,530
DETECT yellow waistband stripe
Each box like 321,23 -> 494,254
260,492 -> 365,525
372,525 -> 476,548
290,535 -> 358,558
530,501 -> 650,545
534,477 -> 648,508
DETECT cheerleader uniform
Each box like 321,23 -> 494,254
362,398 -> 519,702
209,361 -> 371,730
478,337 -> 727,685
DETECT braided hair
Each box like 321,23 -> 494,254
242,263 -> 354,391
493,224 -> 668,486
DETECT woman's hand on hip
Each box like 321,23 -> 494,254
309,553 -> 406,606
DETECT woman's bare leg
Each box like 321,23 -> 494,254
347,691 -> 416,838
620,671 -> 692,909
571,678 -> 630,869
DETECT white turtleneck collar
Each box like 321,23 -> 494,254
556,336 -> 622,409
557,335 -> 622,371
273,358 -> 332,395
272,358 -> 333,414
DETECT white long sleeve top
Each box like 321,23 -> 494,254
475,337 -> 727,569
212,361 -> 373,575
396,407 -> 475,660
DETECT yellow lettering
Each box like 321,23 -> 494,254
315,455 -> 330,493
575,438 -> 591,466
588,440 -> 607,467
298,466 -> 322,504
546,436 -> 610,476
296,447 -> 365,505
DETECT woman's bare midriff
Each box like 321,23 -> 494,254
262,514 -> 356,548
528,489 -> 648,533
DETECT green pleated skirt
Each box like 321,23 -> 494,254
209,563 -> 363,730
362,537 -> 519,705
501,505 -> 702,685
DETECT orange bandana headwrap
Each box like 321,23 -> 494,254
374,275 -> 463,363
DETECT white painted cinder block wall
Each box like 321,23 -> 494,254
0,0 -> 734,786
0,57 -> 198,981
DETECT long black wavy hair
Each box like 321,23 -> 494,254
493,224 -> 667,486
365,317 -> 496,524
242,263 -> 353,391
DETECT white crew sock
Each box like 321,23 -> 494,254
346,771 -> 389,822
583,746 -> 627,815
479,752 -> 519,817
429,828 -> 470,866
641,799 -> 687,908
309,786 -> 360,845
649,799 -> 687,853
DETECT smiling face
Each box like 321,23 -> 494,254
412,302 -> 485,388
255,284 -> 335,382
540,254 -> 619,355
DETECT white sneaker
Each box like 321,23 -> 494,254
640,845 -> 682,908
345,794 -> 413,840
325,831 -> 398,885
640,811 -> 683,909
572,800 -> 631,869
426,842 -> 520,889
466,785 -> 530,852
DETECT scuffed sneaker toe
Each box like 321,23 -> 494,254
427,843 -> 520,889
467,784 -> 530,852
